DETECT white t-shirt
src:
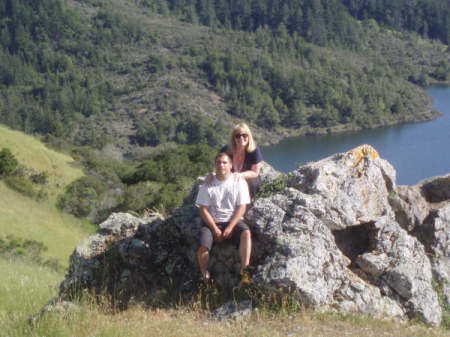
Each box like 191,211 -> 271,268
195,174 -> 250,223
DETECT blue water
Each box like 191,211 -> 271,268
262,87 -> 450,185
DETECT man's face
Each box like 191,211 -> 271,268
215,155 -> 232,178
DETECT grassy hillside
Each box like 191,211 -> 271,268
0,258 -> 63,336
0,124 -> 95,266
0,124 -> 83,200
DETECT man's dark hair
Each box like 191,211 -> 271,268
215,152 -> 232,163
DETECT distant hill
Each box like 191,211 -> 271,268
0,0 -> 448,155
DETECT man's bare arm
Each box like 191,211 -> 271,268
199,205 -> 223,241
223,204 -> 247,239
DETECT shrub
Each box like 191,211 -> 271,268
0,235 -> 63,272
119,181 -> 161,212
0,148 -> 18,176
3,175 -> 48,200
254,177 -> 287,199
30,171 -> 49,185
146,54 -> 167,73
57,176 -> 107,217
124,144 -> 215,185
117,144 -> 216,215
154,182 -> 187,215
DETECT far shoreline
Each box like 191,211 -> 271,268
256,84 -> 450,147
256,108 -> 442,147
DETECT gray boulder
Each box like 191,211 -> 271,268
420,204 -> 450,304
286,145 -> 396,230
57,145 -> 449,325
421,174 -> 450,203
389,175 -> 450,307
390,185 -> 429,232
356,216 -> 440,324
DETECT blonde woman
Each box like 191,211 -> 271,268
209,123 -> 263,197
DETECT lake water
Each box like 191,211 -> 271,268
262,87 -> 450,185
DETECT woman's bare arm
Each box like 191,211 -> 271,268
236,162 -> 261,180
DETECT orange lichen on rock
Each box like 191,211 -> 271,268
345,144 -> 379,176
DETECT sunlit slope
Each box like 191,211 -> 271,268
0,124 -> 83,200
0,124 -> 95,266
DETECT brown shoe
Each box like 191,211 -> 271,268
238,266 -> 252,287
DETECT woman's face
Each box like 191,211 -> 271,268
234,129 -> 249,149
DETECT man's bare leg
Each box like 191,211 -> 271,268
239,230 -> 251,273
197,246 -> 210,279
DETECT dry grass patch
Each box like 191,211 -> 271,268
26,303 -> 450,337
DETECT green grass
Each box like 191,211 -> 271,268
0,124 -> 84,201
0,124 -> 95,266
0,257 -> 63,337
0,182 -> 94,266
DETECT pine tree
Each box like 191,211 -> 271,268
0,147 -> 18,176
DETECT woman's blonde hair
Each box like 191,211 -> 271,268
228,122 -> 256,153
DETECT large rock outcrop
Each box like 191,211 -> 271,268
57,145 -> 449,326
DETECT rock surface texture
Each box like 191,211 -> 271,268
58,145 -> 449,325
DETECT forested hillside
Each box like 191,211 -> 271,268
141,0 -> 450,47
342,0 -> 449,45
0,0 -> 449,220
0,0 -> 448,150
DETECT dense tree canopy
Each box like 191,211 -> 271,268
342,0 -> 450,44
0,0 -> 144,141
141,0 -> 450,46
0,0 -> 448,147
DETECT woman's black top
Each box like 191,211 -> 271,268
220,146 -> 264,172
220,145 -> 263,197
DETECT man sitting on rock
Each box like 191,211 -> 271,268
196,152 -> 252,282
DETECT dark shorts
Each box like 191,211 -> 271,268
199,220 -> 250,251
